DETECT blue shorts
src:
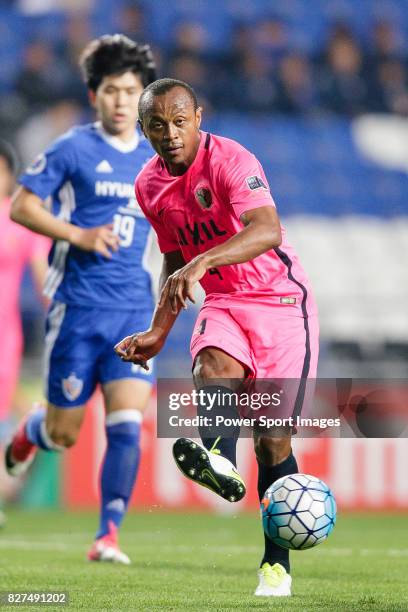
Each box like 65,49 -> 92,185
45,301 -> 155,408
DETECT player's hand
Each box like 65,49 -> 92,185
160,255 -> 208,314
114,329 -> 165,369
69,224 -> 120,258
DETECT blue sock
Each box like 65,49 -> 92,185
97,411 -> 142,539
25,406 -> 60,451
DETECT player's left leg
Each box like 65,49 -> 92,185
173,305 -> 256,502
253,428 -> 295,597
86,305 -> 154,563
173,347 -> 247,502
87,378 -> 152,565
242,308 -> 319,597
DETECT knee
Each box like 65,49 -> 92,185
193,350 -> 239,385
47,425 -> 79,448
193,357 -> 220,383
254,435 -> 291,466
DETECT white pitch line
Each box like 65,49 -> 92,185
0,540 -> 406,557
0,540 -> 70,551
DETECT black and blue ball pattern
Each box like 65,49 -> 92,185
261,473 -> 337,550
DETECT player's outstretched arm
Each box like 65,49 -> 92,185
201,205 -> 281,267
11,186 -> 120,258
166,205 -> 282,311
114,250 -> 186,367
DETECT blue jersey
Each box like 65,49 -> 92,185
19,122 -> 154,311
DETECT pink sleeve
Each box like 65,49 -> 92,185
26,231 -> 51,261
222,149 -> 276,219
135,180 -> 180,254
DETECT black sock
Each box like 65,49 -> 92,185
197,385 -> 240,467
257,452 -> 299,573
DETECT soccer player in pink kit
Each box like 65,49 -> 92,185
115,79 -> 319,597
0,140 -> 49,520
0,141 -> 49,427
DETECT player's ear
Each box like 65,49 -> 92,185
138,118 -> 146,137
88,89 -> 97,109
195,106 -> 202,130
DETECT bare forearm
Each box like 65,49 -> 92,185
30,257 -> 50,307
150,298 -> 180,339
151,250 -> 186,338
159,265 -> 168,294
11,187 -> 79,242
200,220 -> 281,269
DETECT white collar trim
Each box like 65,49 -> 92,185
95,122 -> 140,153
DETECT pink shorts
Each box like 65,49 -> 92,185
190,300 -> 319,380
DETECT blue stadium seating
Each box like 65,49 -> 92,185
4,0 -> 408,88
0,9 -> 25,91
87,0 -> 408,54
135,0 -> 408,54
202,115 -> 408,217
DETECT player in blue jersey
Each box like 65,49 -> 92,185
5,35 -> 157,563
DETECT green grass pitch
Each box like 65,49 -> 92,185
0,510 -> 407,611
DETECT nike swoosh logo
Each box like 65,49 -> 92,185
201,469 -> 220,489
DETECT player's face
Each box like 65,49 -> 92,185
91,71 -> 144,141
141,87 -> 202,175
0,156 -> 13,200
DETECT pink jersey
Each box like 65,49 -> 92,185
0,198 -> 50,419
135,132 -> 316,314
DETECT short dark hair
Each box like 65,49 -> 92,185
0,139 -> 18,175
138,78 -> 198,122
79,34 -> 157,91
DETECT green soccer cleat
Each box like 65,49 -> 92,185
254,562 -> 292,597
172,437 -> 246,502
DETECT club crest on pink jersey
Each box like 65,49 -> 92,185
195,187 -> 213,209
62,373 -> 83,401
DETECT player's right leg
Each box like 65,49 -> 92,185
5,301 -> 96,474
5,403 -> 85,475
173,306 -> 254,502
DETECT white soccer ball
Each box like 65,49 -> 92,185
261,473 -> 336,550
